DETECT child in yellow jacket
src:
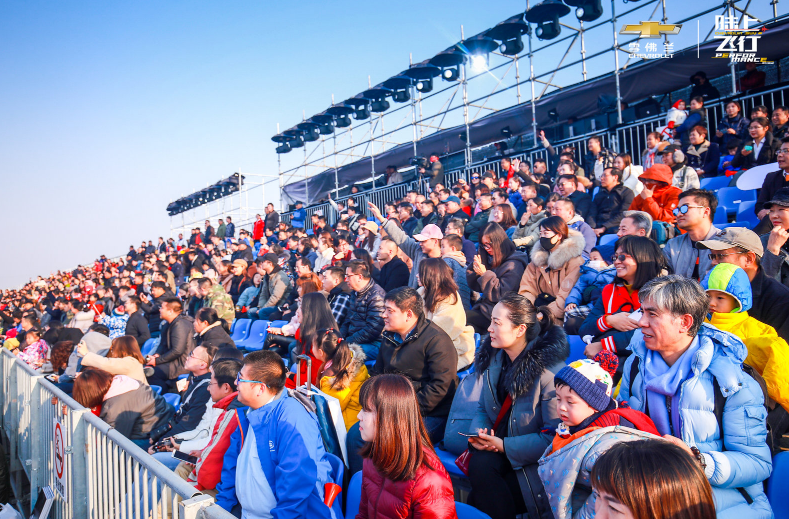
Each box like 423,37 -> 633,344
702,263 -> 789,413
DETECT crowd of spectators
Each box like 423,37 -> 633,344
2,76 -> 789,519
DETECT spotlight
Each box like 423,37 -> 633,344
429,50 -> 465,82
526,0 -> 571,40
343,98 -> 372,120
416,79 -> 433,93
486,14 -> 530,56
310,114 -> 335,135
297,122 -> 320,142
565,0 -> 603,21
402,64 -> 440,92
370,100 -> 390,112
383,75 -> 413,103
326,104 -> 354,128
283,129 -> 304,148
272,133 -> 293,154
501,126 -> 512,138
354,106 -> 370,119
363,88 -> 392,113
469,54 -> 488,73
548,108 -> 559,122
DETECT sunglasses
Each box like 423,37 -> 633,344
471,176 -> 480,180
611,253 -> 632,263
672,204 -> 706,217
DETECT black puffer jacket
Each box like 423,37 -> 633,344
155,313 -> 197,379
587,184 -> 635,231
125,310 -> 151,348
373,317 -> 459,418
340,279 -> 385,346
196,322 -> 235,349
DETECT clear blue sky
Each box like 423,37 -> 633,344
0,0 -> 779,289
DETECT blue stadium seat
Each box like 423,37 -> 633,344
716,222 -> 749,229
568,335 -> 586,363
700,176 -> 730,190
150,385 -> 162,395
237,320 -> 270,352
474,333 -> 481,351
456,502 -> 492,519
141,338 -> 159,358
230,318 -> 252,343
713,206 -> 728,224
269,320 -> 289,328
598,234 -> 617,246
736,200 -> 759,228
163,393 -> 181,410
177,374 -> 189,381
435,444 -> 467,479
592,186 -> 600,198
324,453 -> 344,510
768,452 -> 789,519
717,187 -> 757,216
345,471 -> 363,519
230,318 -> 238,334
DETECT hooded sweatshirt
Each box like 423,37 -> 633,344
702,263 -> 789,413
628,164 -> 682,224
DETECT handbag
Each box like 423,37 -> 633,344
455,393 -> 513,477
535,292 -> 556,306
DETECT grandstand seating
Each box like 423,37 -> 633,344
768,452 -> 789,519
435,444 -> 467,479
456,502 -> 492,519
598,234 -> 617,246
163,392 -> 180,410
737,200 -> 759,228
141,338 -> 159,358
235,320 -> 270,351
150,385 -> 162,395
345,471 -> 362,519
700,176 -> 731,190
568,335 -> 586,363
717,187 -> 757,217
230,318 -> 252,344
713,206 -> 728,224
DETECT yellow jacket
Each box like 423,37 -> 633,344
318,344 -> 370,431
707,311 -> 789,412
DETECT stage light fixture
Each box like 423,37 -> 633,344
429,50 -> 465,82
343,98 -> 372,120
283,129 -> 305,148
460,36 -> 498,73
297,121 -> 320,142
363,88 -> 392,113
470,54 -> 488,73
526,0 -> 571,40
442,68 -> 459,81
310,114 -> 335,135
416,79 -> 433,93
403,64 -> 440,92
383,75 -> 413,103
486,14 -> 530,56
326,104 -> 354,128
564,0 -> 603,21
272,133 -> 293,154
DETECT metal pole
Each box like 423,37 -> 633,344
580,21 -> 588,81
462,61 -> 471,173
611,0 -> 623,125
303,145 -> 309,205
277,153 -> 284,213
514,54 -> 522,104
528,8 -> 539,146
333,132 -> 339,196
370,115 -> 376,191
411,84 -> 418,157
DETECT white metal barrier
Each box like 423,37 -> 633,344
0,349 -> 234,519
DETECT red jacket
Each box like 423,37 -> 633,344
189,392 -> 244,491
628,164 -> 681,224
285,330 -> 323,389
358,448 -> 457,519
253,219 -> 265,241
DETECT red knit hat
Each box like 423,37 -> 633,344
672,99 -> 685,109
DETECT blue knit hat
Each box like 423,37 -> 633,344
554,354 -> 618,411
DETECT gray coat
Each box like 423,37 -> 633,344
760,232 -> 789,288
256,267 -> 293,308
101,383 -> 173,440
470,325 -> 568,513
663,224 -> 719,280
512,210 -> 548,248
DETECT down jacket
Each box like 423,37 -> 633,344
100,376 -> 173,441
619,324 -> 773,519
256,266 -> 292,309
357,448 -> 457,519
564,262 -> 616,308
537,427 -> 660,519
467,249 -> 529,319
318,344 -> 370,431
519,230 -> 585,321
340,279 -> 385,347
512,210 -> 549,249
155,313 -> 197,379
470,325 -> 568,512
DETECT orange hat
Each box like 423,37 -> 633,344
639,164 -> 673,185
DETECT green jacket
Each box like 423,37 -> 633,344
216,223 -> 227,239
204,284 -> 235,324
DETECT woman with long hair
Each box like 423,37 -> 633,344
358,223 -> 381,259
466,222 -> 529,333
194,307 -> 234,350
418,258 -> 475,371
356,374 -> 456,519
579,236 -> 669,366
468,293 -> 568,519
519,215 -> 585,322
715,99 -> 751,149
79,334 -> 148,384
313,328 -> 369,431
491,203 -> 518,239
591,440 -> 716,519
73,367 -> 172,447
613,152 -> 644,195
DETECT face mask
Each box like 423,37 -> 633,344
540,236 -> 558,251
587,260 -> 607,271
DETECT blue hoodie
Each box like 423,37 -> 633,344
565,261 -> 616,307
215,390 -> 342,518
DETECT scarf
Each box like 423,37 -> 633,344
644,146 -> 660,169
644,336 -> 701,436
442,250 -> 467,267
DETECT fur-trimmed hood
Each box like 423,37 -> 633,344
475,324 -> 569,398
530,230 -> 586,270
327,343 -> 368,391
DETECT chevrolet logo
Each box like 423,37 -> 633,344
620,21 -> 682,38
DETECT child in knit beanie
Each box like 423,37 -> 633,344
549,351 -> 658,454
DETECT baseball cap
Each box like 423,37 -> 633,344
445,196 -> 461,205
696,227 -> 764,257
481,171 -> 496,180
763,187 -> 789,209
362,221 -> 379,234
260,253 -> 279,265
413,224 -> 444,242
232,259 -> 248,270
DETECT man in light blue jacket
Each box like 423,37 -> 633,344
215,351 -> 341,519
619,275 -> 772,519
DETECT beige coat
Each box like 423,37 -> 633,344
418,287 -> 475,370
519,230 -> 585,321
80,352 -> 148,385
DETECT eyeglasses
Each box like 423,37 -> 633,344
188,351 -> 210,363
236,372 -> 266,387
709,251 -> 747,261
481,242 -> 493,251
672,204 -> 706,217
611,253 -> 633,263
777,148 -> 789,155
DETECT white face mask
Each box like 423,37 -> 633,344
587,260 -> 607,271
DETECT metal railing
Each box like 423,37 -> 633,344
0,349 -> 235,519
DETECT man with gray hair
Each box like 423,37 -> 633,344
619,275 -> 773,518
595,210 -> 652,261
